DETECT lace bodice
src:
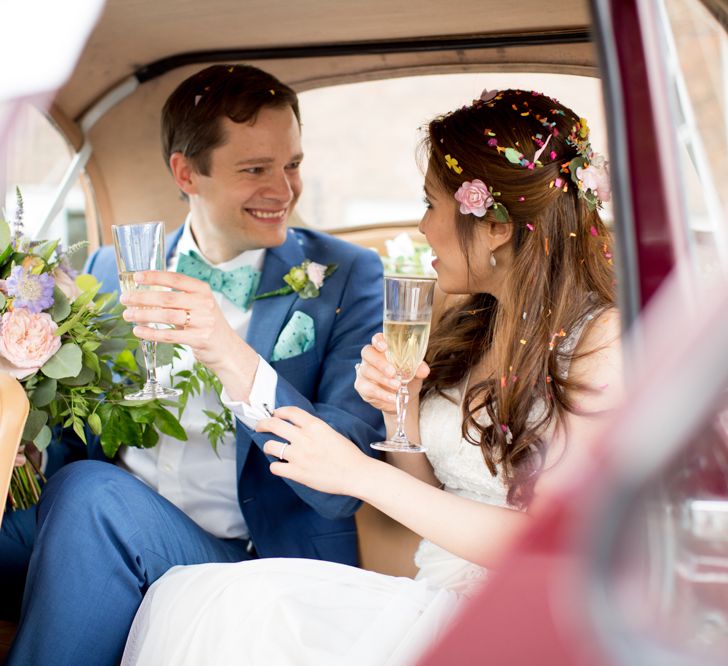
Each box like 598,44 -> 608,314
411,386 -> 507,596
411,307 -> 604,595
419,387 -> 509,508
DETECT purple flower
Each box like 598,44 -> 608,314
6,266 -> 55,313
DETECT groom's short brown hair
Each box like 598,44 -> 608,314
161,64 -> 300,175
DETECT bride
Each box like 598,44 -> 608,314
122,89 -> 622,665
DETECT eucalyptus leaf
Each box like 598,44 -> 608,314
42,343 -> 83,379
22,409 -> 48,442
59,365 -> 95,386
33,425 -> 52,452
50,287 -> 71,322
31,378 -> 57,407
97,337 -> 131,356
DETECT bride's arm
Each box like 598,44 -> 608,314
258,309 -> 622,568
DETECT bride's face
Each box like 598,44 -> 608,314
418,169 -> 503,296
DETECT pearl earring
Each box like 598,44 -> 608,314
489,249 -> 497,268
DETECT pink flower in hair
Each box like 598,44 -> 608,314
576,153 -> 612,202
454,179 -> 494,217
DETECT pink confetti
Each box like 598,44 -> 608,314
487,138 -> 498,146
549,150 -> 557,160
590,226 -> 598,236
554,177 -> 564,188
518,196 -> 526,202
526,223 -> 534,231
500,424 -> 508,433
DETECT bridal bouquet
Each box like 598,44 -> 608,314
2,191 -> 187,510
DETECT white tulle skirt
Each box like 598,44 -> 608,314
122,557 -> 466,666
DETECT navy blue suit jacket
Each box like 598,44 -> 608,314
83,226 -> 385,566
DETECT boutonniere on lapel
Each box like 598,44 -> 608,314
254,259 -> 338,301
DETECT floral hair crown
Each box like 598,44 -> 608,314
444,89 -> 611,219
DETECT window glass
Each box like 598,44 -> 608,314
296,72 -> 610,232
662,0 -> 728,284
2,102 -> 89,271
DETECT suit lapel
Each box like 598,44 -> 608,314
165,226 -> 184,264
247,230 -> 306,361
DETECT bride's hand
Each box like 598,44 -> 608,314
355,332 -> 429,414
257,406 -> 374,496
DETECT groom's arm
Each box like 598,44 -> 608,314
243,247 -> 385,520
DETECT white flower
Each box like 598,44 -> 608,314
305,261 -> 327,289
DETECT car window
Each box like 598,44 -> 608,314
661,0 -> 728,286
296,72 -> 611,232
1,102 -> 91,271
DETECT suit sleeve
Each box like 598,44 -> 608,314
243,248 -> 386,520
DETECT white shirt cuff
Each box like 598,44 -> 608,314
221,356 -> 278,429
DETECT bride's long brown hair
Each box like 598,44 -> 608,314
421,90 -> 615,507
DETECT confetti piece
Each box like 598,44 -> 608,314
554,177 -> 564,188
569,232 -> 577,237
519,196 -> 526,202
522,311 -> 527,319
526,223 -> 535,231
501,375 -> 507,388
544,238 -> 549,255
546,375 -> 553,383
194,95 -> 202,106
590,226 -> 598,236
487,138 -> 498,146
500,424 -> 508,433
269,89 -> 276,95
550,151 -> 557,160
335,307 -> 341,314
519,339 -> 527,345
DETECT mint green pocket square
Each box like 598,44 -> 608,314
271,312 -> 315,362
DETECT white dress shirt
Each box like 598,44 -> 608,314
117,220 -> 277,539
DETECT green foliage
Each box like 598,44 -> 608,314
173,361 -> 235,454
3,189 -> 236,510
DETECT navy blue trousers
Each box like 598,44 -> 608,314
4,461 -> 252,666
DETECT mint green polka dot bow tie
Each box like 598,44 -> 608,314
176,251 -> 261,310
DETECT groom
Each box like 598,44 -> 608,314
6,64 -> 384,665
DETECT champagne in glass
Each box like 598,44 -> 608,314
111,222 -> 181,401
371,276 -> 436,453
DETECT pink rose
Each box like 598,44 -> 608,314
454,179 -> 494,217
306,262 -> 326,289
576,155 -> 611,202
0,309 -> 62,379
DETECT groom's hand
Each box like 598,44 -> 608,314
120,270 -> 259,402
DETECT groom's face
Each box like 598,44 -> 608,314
187,106 -> 303,258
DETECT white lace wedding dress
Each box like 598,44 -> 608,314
122,386 -> 513,666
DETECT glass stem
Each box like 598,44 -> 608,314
392,381 -> 409,443
141,340 -> 159,387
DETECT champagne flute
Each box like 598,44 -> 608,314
111,222 -> 181,401
371,276 -> 436,453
